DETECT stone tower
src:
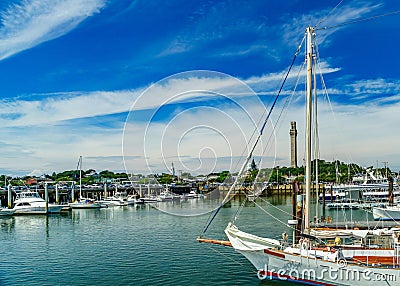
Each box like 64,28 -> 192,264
290,121 -> 298,168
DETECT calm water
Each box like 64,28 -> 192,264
0,196 -> 373,286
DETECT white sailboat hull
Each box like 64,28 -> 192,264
373,206 -> 400,220
240,248 -> 399,285
224,223 -> 400,285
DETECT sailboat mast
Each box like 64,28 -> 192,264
304,26 -> 314,232
79,155 -> 82,198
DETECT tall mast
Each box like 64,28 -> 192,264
304,26 -> 314,232
314,52 -> 319,223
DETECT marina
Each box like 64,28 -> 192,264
0,1 -> 399,286
1,194 -> 391,286
1,195 -> 398,285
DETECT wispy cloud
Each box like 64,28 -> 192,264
346,78 -> 400,94
282,1 -> 382,47
0,0 -> 106,60
0,90 -> 135,126
0,64 -> 341,128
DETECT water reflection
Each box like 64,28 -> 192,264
0,216 -> 15,234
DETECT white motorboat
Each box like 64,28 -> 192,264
126,195 -> 138,205
13,190 -> 64,214
141,196 -> 158,203
373,205 -> 400,221
326,202 -> 359,209
182,190 -> 200,199
157,191 -> 174,202
0,208 -> 15,216
99,196 -> 128,206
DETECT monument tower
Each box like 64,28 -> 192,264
290,121 -> 298,168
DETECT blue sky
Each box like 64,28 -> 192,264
0,0 -> 399,176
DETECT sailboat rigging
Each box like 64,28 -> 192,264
69,156 -> 101,209
198,26 -> 400,285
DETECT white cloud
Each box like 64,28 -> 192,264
0,66 -> 342,128
1,67 -> 400,175
0,122 -> 125,176
0,90 -> 136,127
0,0 -> 106,60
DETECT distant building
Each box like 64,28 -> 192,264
25,178 -> 37,185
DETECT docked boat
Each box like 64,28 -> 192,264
182,190 -> 200,199
12,190 -> 64,214
198,26 -> 400,285
0,208 -> 15,216
140,196 -> 158,203
157,191 -> 174,202
69,197 -> 101,209
373,205 -> 400,221
98,196 -> 128,206
69,156 -> 101,209
326,201 -> 359,209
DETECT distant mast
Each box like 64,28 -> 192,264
79,156 -> 83,199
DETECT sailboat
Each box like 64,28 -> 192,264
198,27 -> 400,285
69,156 -> 101,209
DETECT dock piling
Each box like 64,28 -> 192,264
55,184 -> 59,204
45,183 -> 49,213
7,184 -> 12,209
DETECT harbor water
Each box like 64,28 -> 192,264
0,196 -> 374,286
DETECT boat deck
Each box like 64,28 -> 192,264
311,221 -> 400,229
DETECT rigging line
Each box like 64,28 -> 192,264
252,60 -> 306,188
315,0 -> 344,29
245,36 -> 306,194
200,35 -> 305,236
207,245 -> 248,267
253,200 -> 297,231
252,50 -> 307,171
313,55 -> 320,220
260,34 -> 305,135
316,9 -> 400,31
237,60 -> 306,221
253,61 -> 305,183
256,196 -> 302,219
226,34 -> 306,184
260,60 -> 306,159
232,196 -> 248,225
314,39 -> 356,168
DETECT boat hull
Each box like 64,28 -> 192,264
373,206 -> 400,220
69,202 -> 101,209
240,248 -> 399,285
0,208 -> 15,216
13,205 -> 64,215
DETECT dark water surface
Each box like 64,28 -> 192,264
0,196 -> 372,285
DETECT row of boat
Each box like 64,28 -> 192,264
0,189 -> 203,215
